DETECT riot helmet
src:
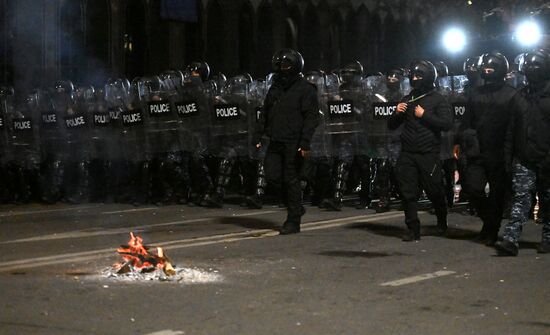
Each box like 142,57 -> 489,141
0,86 -> 14,97
137,76 -> 163,101
52,80 -> 75,113
340,61 -> 364,86
463,56 -> 480,81
0,86 -> 15,116
408,60 -> 437,90
160,70 -> 184,92
105,78 -> 130,107
434,61 -> 449,78
73,86 -> 95,113
478,52 -> 509,83
226,74 -> 252,96
386,69 -> 404,91
54,80 -> 75,94
186,61 -> 211,82
519,49 -> 550,85
271,49 -> 304,76
305,70 -> 325,86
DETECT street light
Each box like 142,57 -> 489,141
514,20 -> 542,47
442,27 -> 467,53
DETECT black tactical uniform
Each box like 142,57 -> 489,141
388,60 -> 453,241
255,49 -> 319,234
460,52 -> 517,245
496,49 -> 550,256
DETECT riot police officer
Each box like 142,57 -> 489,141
204,74 -> 253,208
322,61 -> 370,211
0,87 -> 14,203
458,52 -> 517,246
178,62 -> 214,206
496,49 -> 550,256
10,91 -> 42,203
435,61 -> 457,208
368,69 -> 409,212
389,60 -> 453,241
255,49 -> 319,234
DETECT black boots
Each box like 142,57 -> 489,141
245,162 -> 266,209
402,219 -> 420,242
279,222 -> 300,235
322,161 -> 348,211
436,218 -> 448,235
537,240 -> 550,254
495,239 -> 519,256
205,158 -> 234,208
279,206 -> 305,235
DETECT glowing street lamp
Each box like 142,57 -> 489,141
442,27 -> 467,53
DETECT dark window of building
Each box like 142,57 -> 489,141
344,5 -> 369,68
206,0 -> 224,74
302,3 -> 322,71
288,5 -> 301,51
285,18 -> 298,50
238,2 -> 254,74
59,0 -> 85,83
328,12 -> 342,70
369,13 -> 381,71
184,3 -> 203,65
149,0 -> 169,74
257,1 -> 274,75
124,0 -> 147,80
86,0 -> 110,86
0,0 -> 13,86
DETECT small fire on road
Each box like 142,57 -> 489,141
115,232 -> 176,276
102,232 -> 222,284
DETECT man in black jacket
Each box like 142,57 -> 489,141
459,52 -> 517,246
496,49 -> 550,256
255,49 -> 319,234
388,60 -> 453,241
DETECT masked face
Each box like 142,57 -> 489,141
524,64 -> 546,84
387,76 -> 400,90
410,73 -> 424,89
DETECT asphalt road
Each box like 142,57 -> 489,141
0,201 -> 548,335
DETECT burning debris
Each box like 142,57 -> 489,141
114,232 -> 175,276
102,232 -> 222,284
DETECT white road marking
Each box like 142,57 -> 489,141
380,270 -> 456,287
1,210 -> 281,244
144,330 -> 184,335
0,205 -> 99,217
102,207 -> 158,214
0,211 -> 403,272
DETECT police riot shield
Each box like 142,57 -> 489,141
118,79 -> 148,163
364,75 -> 389,158
248,78 -> 270,160
505,71 -> 526,89
104,78 -> 130,162
437,75 -> 469,160
159,70 -> 185,155
43,83 -> 71,165
139,75 -> 180,157
175,73 -> 212,154
0,87 -> 14,164
364,75 -> 407,159
209,74 -> 253,158
304,71 -> 331,159
437,75 -> 469,123
66,86 -> 94,163
88,87 -> 111,161
323,72 -> 368,160
10,91 -> 41,167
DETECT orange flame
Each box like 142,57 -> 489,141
115,232 -> 169,271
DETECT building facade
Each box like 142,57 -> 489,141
0,0 -> 542,92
